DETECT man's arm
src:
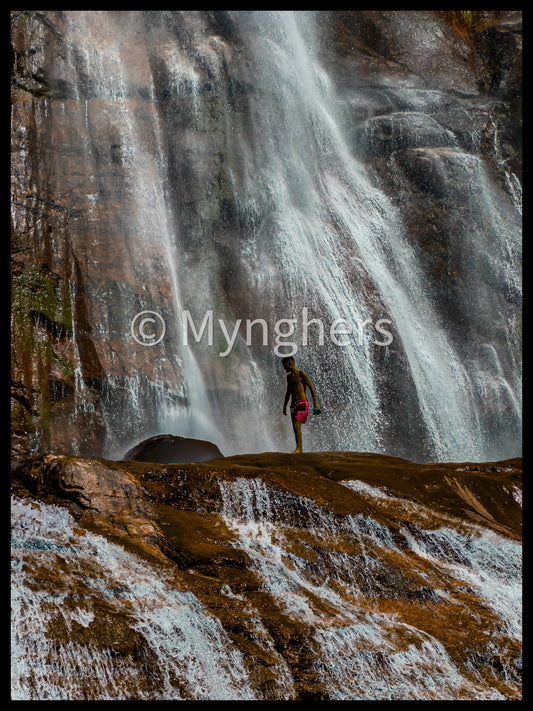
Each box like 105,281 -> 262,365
282,377 -> 291,415
302,371 -> 319,409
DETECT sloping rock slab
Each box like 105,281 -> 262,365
11,450 -> 522,700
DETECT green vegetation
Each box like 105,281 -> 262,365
11,265 -> 76,444
436,11 -> 474,40
11,267 -> 73,335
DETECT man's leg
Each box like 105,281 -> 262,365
291,418 -> 303,453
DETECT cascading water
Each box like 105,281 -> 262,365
225,11 -> 486,459
218,476 -> 521,700
11,497 -> 257,701
60,12 -> 226,454
40,9 -> 520,462
12,460 -> 521,700
197,10 -> 521,461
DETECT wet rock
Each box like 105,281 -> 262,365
395,146 -> 478,198
11,450 -> 522,699
354,111 -> 456,159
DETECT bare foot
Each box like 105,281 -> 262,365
292,447 -> 303,453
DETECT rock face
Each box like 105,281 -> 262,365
124,434 -> 223,463
11,450 -> 522,700
10,11 -> 522,467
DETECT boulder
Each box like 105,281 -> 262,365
123,434 -> 224,464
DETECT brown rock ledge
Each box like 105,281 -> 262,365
12,450 -> 522,565
11,450 -> 522,700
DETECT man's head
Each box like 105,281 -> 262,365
282,356 -> 296,372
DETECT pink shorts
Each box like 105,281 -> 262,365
290,400 -> 309,424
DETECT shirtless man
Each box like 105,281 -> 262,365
281,356 -> 321,453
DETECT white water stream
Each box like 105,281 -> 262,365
11,483 -> 521,700
11,497 -> 256,701
219,476 -> 521,700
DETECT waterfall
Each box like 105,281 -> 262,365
15,9 -> 521,461
60,11 -> 225,454
226,11 -> 478,459
207,10 -> 521,460
10,10 -> 522,702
